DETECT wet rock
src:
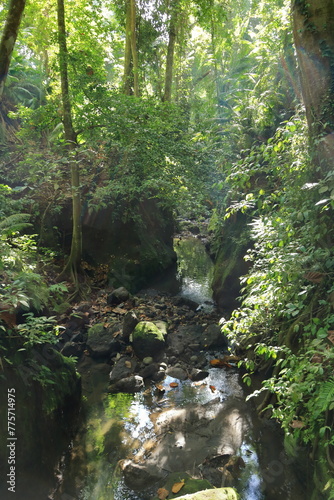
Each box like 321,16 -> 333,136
122,310 -> 139,340
189,369 -> 209,382
203,324 -> 228,350
121,460 -> 164,490
132,321 -> 166,359
166,366 -> 188,380
107,287 -> 130,305
109,375 -> 144,393
126,398 -> 248,485
109,355 -> 138,383
86,323 -> 122,358
139,363 -> 159,379
196,301 -> 216,314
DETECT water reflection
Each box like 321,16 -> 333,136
148,237 -> 214,304
65,367 -> 266,500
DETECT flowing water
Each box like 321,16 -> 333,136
148,236 -> 215,305
53,236 -> 306,500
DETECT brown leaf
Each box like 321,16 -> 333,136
209,385 -> 216,393
210,359 -> 233,369
304,271 -> 325,283
290,420 -> 305,429
155,384 -> 165,392
113,307 -> 127,315
210,359 -> 225,367
172,480 -> 185,494
157,487 -> 169,500
327,331 -> 334,344
170,382 -> 179,388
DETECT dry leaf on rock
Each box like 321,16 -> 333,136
209,385 -> 216,392
170,382 -> 179,388
113,307 -> 127,314
171,480 -> 185,494
157,487 -> 169,500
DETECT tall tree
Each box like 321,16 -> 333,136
162,0 -> 179,102
0,0 -> 26,98
292,0 -> 334,171
57,0 -> 82,283
123,0 -> 139,96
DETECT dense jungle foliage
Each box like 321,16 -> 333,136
0,0 -> 334,496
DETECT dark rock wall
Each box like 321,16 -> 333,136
211,213 -> 251,313
38,196 -> 177,292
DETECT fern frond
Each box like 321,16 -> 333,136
0,214 -> 32,236
313,379 -> 334,418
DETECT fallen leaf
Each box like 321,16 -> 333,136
125,361 -> 132,368
170,382 -> 179,388
290,420 -> 305,429
304,271 -> 325,283
155,384 -> 165,392
172,480 -> 185,494
113,307 -> 127,314
157,487 -> 169,500
209,385 -> 216,393
210,359 -> 233,368
328,331 -> 334,344
210,359 -> 225,367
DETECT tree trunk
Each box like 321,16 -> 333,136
292,0 -> 334,171
123,0 -> 132,95
123,0 -> 139,96
0,0 -> 26,98
57,0 -> 82,278
163,0 -> 179,102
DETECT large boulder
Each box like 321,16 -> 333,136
107,287 -> 130,305
173,489 -> 238,500
131,321 -> 167,359
86,323 -> 122,358
35,194 -> 176,292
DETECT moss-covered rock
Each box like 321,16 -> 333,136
131,321 -> 166,359
0,345 -> 81,490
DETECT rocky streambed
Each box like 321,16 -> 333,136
52,286 -> 306,500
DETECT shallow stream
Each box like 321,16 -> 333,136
54,236 -> 306,500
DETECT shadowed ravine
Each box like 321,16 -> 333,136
51,237 -> 307,500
